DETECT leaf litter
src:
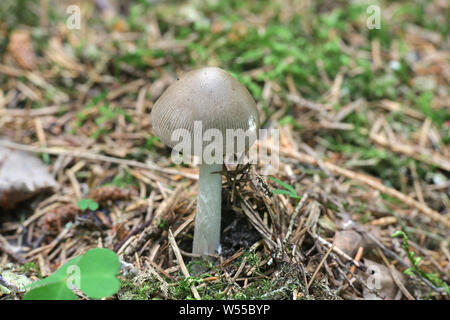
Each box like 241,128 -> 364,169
0,0 -> 449,300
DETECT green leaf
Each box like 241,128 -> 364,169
77,199 -> 89,210
268,177 -> 301,199
23,249 -> 120,300
272,189 -> 295,196
391,230 -> 405,238
403,268 -> 415,276
33,256 -> 82,288
77,199 -> 99,211
88,201 -> 99,211
272,189 -> 301,199
23,280 -> 78,300
77,248 -> 121,299
23,256 -> 82,300
268,176 -> 296,194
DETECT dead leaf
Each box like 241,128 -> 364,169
333,230 -> 363,257
361,259 -> 405,300
0,145 -> 58,209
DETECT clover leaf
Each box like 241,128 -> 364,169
76,198 -> 99,211
23,248 -> 120,300
23,255 -> 82,300
78,248 -> 121,299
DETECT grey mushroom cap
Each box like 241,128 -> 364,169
151,67 -> 259,157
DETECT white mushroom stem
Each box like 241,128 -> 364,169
192,163 -> 222,257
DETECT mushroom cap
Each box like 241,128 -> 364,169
151,67 -> 259,157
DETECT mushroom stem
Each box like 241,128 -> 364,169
192,163 -> 222,257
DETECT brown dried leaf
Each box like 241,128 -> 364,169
0,146 -> 58,209
333,230 -> 363,257
7,30 -> 36,70
361,259 -> 405,300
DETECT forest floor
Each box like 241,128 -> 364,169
0,0 -> 449,300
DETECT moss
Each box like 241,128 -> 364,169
118,276 -> 162,300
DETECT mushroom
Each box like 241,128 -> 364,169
151,67 -> 259,259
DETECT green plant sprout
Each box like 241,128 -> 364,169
23,248 -> 121,300
392,230 -> 450,294
77,198 -> 99,211
268,176 -> 301,200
